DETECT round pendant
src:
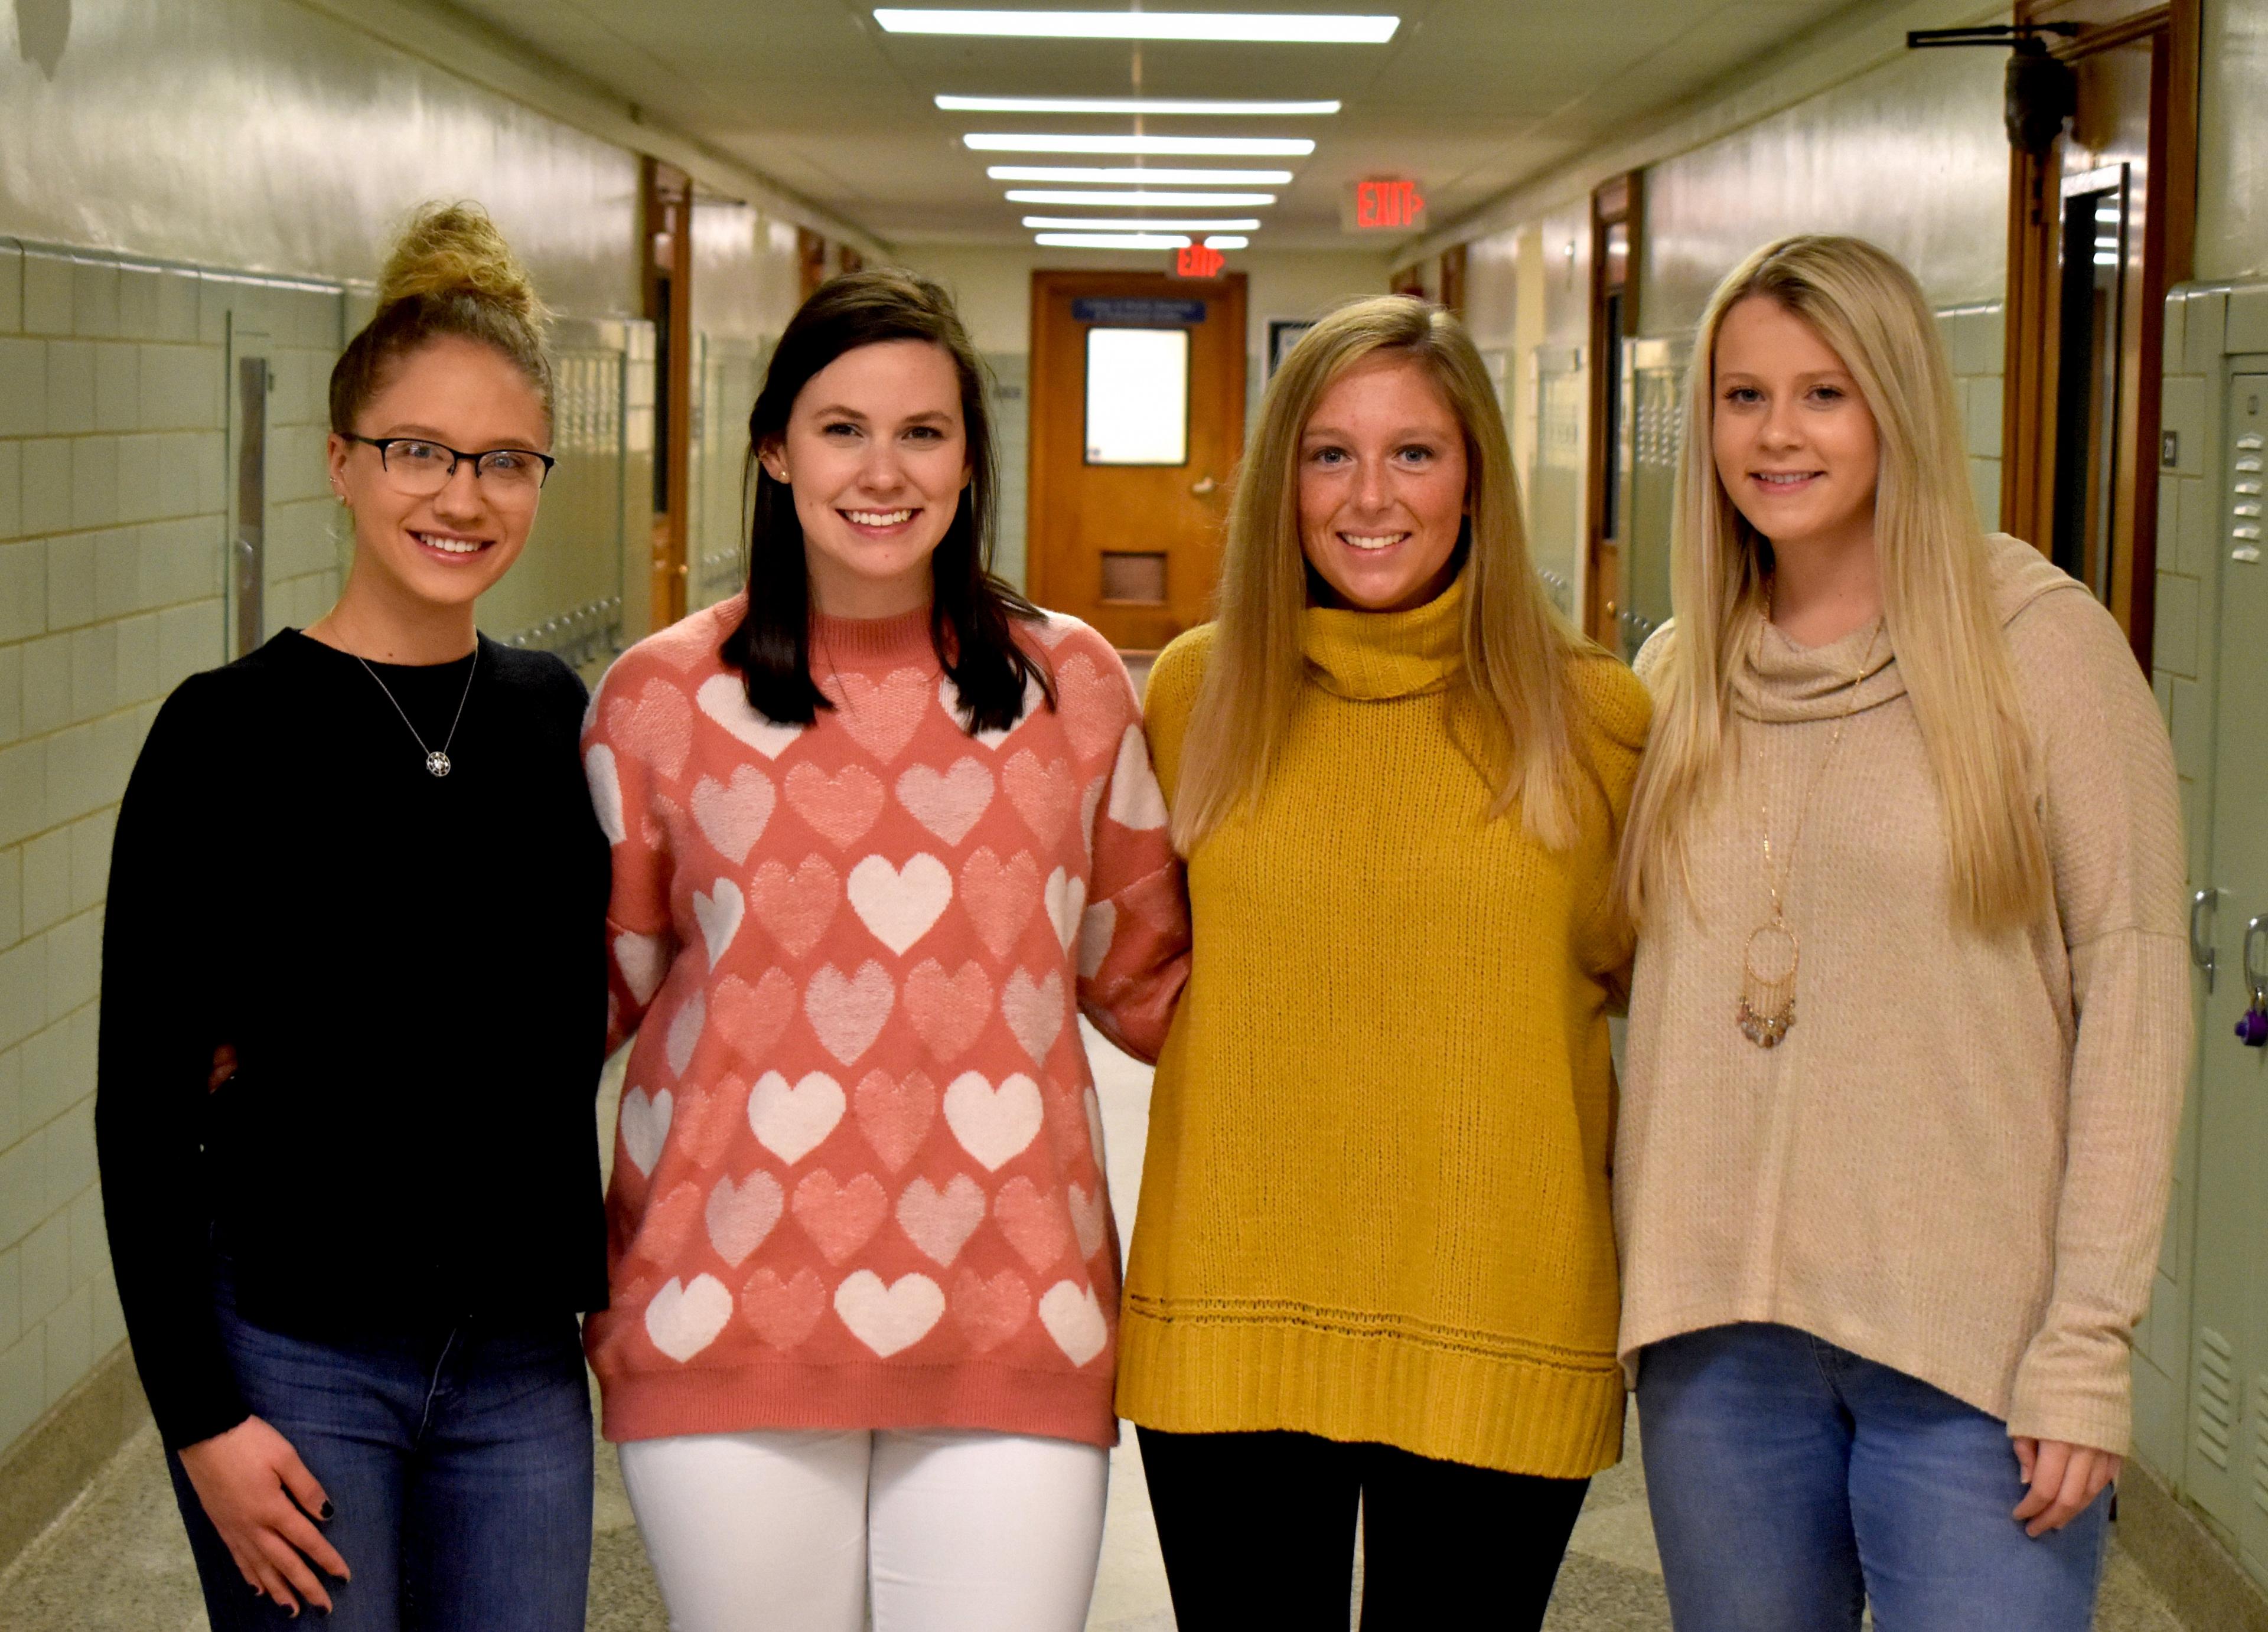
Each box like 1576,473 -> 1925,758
425,750 -> 452,777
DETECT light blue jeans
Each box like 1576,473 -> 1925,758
1636,1322 -> 2109,1632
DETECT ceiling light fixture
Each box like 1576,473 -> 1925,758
1033,232 -> 1193,249
987,165 -> 1296,185
967,133 -> 1315,156
1005,188 -> 1276,206
1204,236 -> 1250,249
1022,216 -> 1262,231
879,11 -> 1399,43
939,95 -> 1338,115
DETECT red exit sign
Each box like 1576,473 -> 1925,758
1174,243 -> 1227,279
1347,178 -> 1428,232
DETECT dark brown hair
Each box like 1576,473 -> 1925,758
328,201 -> 552,434
719,267 -> 1052,733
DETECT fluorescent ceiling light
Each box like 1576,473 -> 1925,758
1034,232 -> 1192,249
1022,216 -> 1261,231
967,133 -> 1315,155
1204,236 -> 1249,249
939,95 -> 1338,115
1005,189 -> 1276,206
879,11 -> 1399,43
988,165 -> 1295,184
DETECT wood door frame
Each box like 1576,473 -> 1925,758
2001,0 -> 2198,670
1585,171 -> 1641,647
643,158 -> 694,628
1025,268 -> 1248,647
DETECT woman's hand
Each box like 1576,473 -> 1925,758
177,1416 -> 349,1615
2012,1437 -> 2121,1538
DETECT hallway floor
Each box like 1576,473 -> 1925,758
0,1029 -> 2196,1631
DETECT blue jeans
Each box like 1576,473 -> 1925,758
1636,1323 -> 2108,1632
165,1282 -> 594,1631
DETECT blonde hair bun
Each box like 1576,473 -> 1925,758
376,201 -> 548,329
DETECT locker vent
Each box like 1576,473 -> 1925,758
2197,1327 -> 2236,1470
2254,1375 -> 2268,1513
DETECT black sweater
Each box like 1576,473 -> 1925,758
96,629 -> 611,1450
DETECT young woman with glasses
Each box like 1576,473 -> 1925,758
96,203 -> 608,1629
579,268 -> 1188,1631
1614,235 -> 2188,1630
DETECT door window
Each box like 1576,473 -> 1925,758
1085,328 -> 1190,465
2051,170 -> 2129,600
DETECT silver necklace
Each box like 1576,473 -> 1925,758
353,644 -> 478,777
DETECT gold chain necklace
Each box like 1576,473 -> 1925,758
1736,606 -> 1880,1049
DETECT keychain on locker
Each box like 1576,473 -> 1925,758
2238,916 -> 2268,1047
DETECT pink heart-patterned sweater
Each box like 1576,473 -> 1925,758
581,596 -> 1190,1448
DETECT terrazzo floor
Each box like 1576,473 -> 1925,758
0,1027 -> 2194,1631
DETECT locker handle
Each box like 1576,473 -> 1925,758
2247,916 -> 2268,998
2192,887 -> 2219,992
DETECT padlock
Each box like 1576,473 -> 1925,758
2240,998 -> 2268,1048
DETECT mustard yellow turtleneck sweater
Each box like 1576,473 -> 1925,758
1117,580 -> 1653,1477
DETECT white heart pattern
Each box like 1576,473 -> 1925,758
615,931 -> 669,1006
1067,1183 -> 1108,1262
620,1086 -> 673,1177
1080,775 -> 1106,856
645,1274 -> 732,1362
585,745 -> 625,844
1076,902 -> 1116,981
691,766 -> 777,863
946,673 -> 1044,751
1043,869 -> 1087,955
941,1071 -> 1044,1171
696,674 -> 806,760
804,962 -> 896,1065
665,990 -> 706,1077
847,854 -> 954,956
1083,1087 -> 1107,1173
833,1269 -> 946,1357
748,1070 -> 847,1165
1038,1280 -> 1108,1366
1107,726 -> 1169,831
1001,968 -> 1066,1065
895,758 -> 995,846
693,880 -> 745,968
705,1171 -> 784,1265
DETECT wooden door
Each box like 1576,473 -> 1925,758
1027,270 -> 1247,652
1586,174 -> 1641,655
2003,0 -> 2198,667
2185,373 -> 2268,1584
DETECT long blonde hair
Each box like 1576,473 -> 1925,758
1616,234 -> 2051,931
1171,295 -> 1594,853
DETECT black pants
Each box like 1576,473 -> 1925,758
1137,1426 -> 1590,1631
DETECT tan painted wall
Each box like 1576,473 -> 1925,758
2195,0 -> 2268,282
0,0 -> 809,1475
0,0 -> 642,319
1638,45 -> 2009,338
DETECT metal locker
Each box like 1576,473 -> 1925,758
2183,372 -> 2268,1585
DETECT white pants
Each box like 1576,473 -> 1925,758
618,1427 -> 1110,1632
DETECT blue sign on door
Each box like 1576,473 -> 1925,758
1071,297 -> 1207,326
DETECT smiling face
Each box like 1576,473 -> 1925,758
1711,294 -> 1881,558
762,338 -> 970,619
325,334 -> 550,612
1296,351 -> 1469,612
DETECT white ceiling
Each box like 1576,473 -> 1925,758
444,0 -> 1871,250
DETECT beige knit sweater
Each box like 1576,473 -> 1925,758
1617,534 -> 2189,1455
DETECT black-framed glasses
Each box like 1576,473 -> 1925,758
343,433 -> 556,500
